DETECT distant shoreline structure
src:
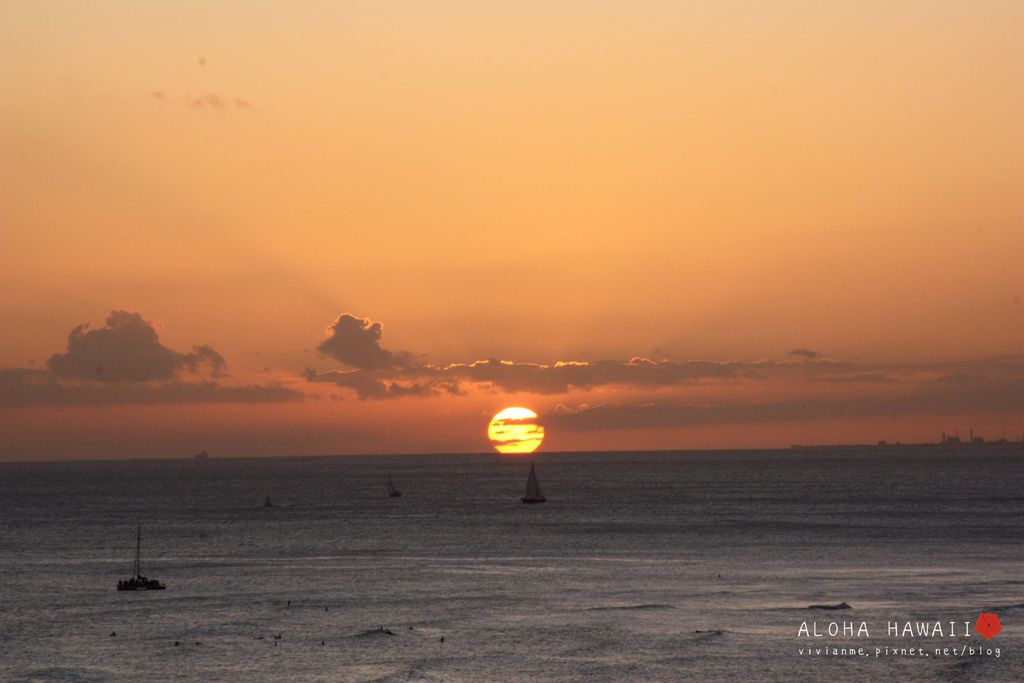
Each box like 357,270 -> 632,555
791,429 -> 1024,451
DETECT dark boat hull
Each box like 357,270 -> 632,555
117,577 -> 166,591
389,492 -> 402,497
521,497 -> 546,504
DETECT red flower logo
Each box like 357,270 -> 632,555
976,613 -> 1002,639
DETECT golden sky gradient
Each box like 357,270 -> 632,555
2,1 -> 1022,459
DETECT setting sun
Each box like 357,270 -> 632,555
487,407 -> 545,454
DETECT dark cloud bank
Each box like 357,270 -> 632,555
306,313 -> 1024,429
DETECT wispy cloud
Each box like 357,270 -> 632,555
188,93 -> 255,111
148,90 -> 255,111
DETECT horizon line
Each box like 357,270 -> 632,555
3,440 -> 1023,466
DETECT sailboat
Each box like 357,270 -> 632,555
387,472 -> 402,498
521,461 -> 546,504
116,525 -> 165,591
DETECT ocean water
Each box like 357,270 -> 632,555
1,447 -> 1022,682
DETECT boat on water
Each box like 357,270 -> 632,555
194,450 -> 209,460
387,472 -> 402,498
117,525 -> 165,591
521,461 -> 546,504
264,495 -> 274,507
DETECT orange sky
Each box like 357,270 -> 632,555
2,1 -> 1022,459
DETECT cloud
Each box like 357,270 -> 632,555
306,351 -> 877,399
191,93 -> 225,110
305,313 -> 890,399
439,357 -> 876,394
149,91 -> 254,111
546,364 -> 1024,431
0,369 -> 303,407
316,314 -> 408,370
188,93 -> 255,111
47,311 -> 225,382
2,311 -> 304,408
303,368 -> 461,400
304,312 -> 1024,440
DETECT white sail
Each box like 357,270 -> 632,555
525,462 -> 544,499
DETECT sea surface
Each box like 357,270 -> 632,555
1,447 -> 1022,682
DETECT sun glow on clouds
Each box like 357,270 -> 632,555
487,407 -> 545,454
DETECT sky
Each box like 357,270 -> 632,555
2,0 -> 1022,460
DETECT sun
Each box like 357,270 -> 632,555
487,407 -> 545,454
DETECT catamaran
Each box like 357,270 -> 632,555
387,472 -> 402,497
116,525 -> 165,591
521,461 -> 546,504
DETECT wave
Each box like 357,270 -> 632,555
946,658 -> 981,682
692,628 -> 726,640
364,668 -> 441,683
583,603 -> 675,611
354,627 -> 398,638
25,667 -> 110,683
807,602 -> 852,610
987,602 -> 1024,611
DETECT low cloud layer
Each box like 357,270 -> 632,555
439,357 -> 875,394
307,314 -> 875,400
308,353 -> 1024,407
547,367 -> 1024,431
305,313 -> 1024,435
1,369 -> 302,407
303,368 -> 460,400
307,348 -> 879,400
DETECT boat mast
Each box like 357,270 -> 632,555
135,524 -> 141,578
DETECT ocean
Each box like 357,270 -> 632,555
1,447 -> 1022,682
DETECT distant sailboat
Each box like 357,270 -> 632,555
387,472 -> 402,498
264,495 -> 274,507
116,525 -> 165,591
521,461 -> 546,504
